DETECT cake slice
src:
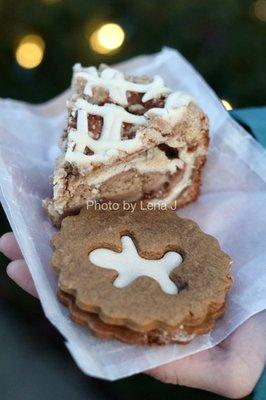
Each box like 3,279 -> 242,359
44,64 -> 209,227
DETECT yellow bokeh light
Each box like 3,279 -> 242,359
15,34 -> 45,69
90,30 -> 111,55
98,23 -> 125,50
253,0 -> 266,22
221,99 -> 233,111
90,23 -> 125,54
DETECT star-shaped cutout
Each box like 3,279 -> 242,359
89,236 -> 182,295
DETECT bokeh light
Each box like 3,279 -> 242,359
90,23 -> 125,54
221,99 -> 233,111
15,34 -> 45,69
253,0 -> 266,22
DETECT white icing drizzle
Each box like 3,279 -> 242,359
146,92 -> 193,124
74,64 -> 170,106
68,98 -> 146,155
66,65 -> 195,166
89,236 -> 182,295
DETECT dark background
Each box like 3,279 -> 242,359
0,0 -> 265,107
0,0 -> 265,399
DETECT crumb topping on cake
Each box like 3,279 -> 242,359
65,65 -> 194,169
73,64 -> 170,106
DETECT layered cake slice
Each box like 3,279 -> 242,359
44,64 -> 209,226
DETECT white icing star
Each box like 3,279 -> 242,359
89,236 -> 182,295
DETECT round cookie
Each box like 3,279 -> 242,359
51,205 -> 232,342
58,289 -> 226,345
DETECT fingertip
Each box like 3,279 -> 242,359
0,232 -> 13,245
6,259 -> 27,282
0,232 -> 23,260
6,259 -> 18,278
0,233 -> 6,252
7,259 -> 38,298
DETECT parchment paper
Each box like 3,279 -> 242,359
0,47 -> 266,380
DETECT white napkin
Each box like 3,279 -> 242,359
0,47 -> 265,380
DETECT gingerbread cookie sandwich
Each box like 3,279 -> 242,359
51,205 -> 232,345
44,64 -> 209,227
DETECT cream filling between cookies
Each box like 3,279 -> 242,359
148,327 -> 196,344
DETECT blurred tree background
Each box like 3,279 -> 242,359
0,0 -> 265,399
0,0 -> 265,108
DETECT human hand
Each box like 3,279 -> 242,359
147,311 -> 266,398
1,232 -> 265,399
0,232 -> 37,297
